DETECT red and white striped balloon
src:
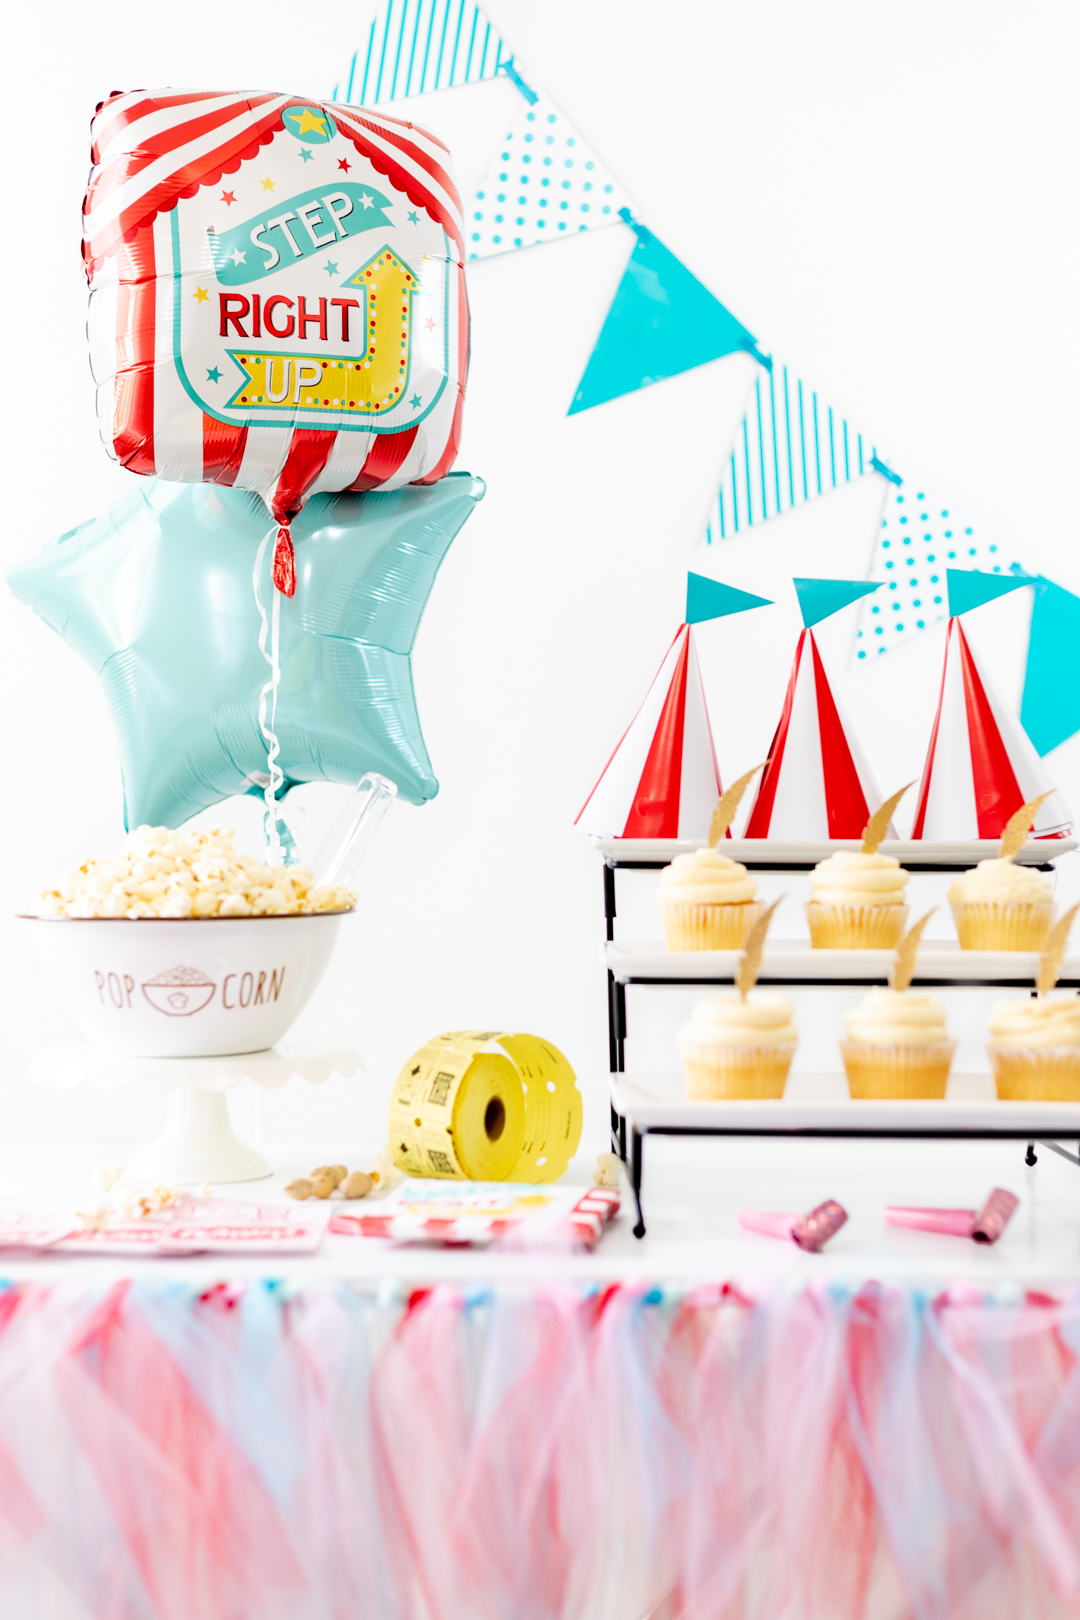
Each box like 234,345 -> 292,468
84,89 -> 468,592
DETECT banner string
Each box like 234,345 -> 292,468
252,527 -> 285,864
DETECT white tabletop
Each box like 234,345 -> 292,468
0,1136 -> 1078,1289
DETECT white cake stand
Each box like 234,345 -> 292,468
27,1039 -> 364,1184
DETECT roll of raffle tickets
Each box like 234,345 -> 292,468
390,1033 -> 583,1183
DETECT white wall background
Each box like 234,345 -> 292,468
2,0 -> 1078,1148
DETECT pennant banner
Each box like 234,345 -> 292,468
466,89 -> 631,260
338,0 -> 511,104
703,367 -> 882,541
853,480 -> 1019,663
1022,576 -> 1080,757
569,217 -> 764,415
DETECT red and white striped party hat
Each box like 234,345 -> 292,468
743,628 -> 883,838
575,624 -> 721,838
911,617 -> 1072,839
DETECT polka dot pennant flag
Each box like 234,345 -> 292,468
852,478 -> 1020,663
465,90 -> 631,260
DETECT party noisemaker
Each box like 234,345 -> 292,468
390,1032 -> 582,1183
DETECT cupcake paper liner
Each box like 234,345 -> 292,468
949,898 -> 1053,953
988,1045 -> 1080,1101
678,1040 -> 795,1101
805,902 -> 908,951
660,900 -> 764,953
839,1040 -> 956,1100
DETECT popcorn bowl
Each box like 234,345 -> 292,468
22,913 -> 347,1058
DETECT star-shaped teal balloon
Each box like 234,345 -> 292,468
8,473 -> 483,828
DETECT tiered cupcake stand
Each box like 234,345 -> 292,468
599,838 -> 1080,1237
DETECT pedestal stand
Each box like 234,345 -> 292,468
27,1040 -> 364,1185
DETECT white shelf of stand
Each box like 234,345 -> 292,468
603,939 -> 1080,988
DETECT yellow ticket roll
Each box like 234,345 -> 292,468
389,1031 -> 583,1183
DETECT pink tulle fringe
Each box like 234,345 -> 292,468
2,1279 -> 1080,1617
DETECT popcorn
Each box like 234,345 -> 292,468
35,826 -> 355,920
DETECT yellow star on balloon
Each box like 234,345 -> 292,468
261,176 -> 276,191
287,107 -> 329,137
193,286 -> 209,304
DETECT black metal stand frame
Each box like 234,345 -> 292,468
602,852 -> 1077,1238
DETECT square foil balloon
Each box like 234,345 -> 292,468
84,91 -> 468,525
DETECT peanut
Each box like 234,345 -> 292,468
311,1164 -> 348,1189
284,1179 -> 313,1200
342,1171 -> 373,1200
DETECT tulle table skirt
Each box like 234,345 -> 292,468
2,1275 -> 1080,1619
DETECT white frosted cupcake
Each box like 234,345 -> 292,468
657,848 -> 762,951
678,990 -> 797,1099
948,859 -> 1053,952
805,851 -> 909,949
839,988 -> 955,1099
987,991 -> 1080,1100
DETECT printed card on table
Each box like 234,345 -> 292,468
330,1179 -> 619,1247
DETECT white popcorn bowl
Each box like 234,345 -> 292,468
22,913 -> 347,1059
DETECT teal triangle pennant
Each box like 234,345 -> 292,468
686,573 -> 772,625
569,218 -> 762,415
1021,575 -> 1080,755
947,568 -> 1035,617
793,577 -> 881,628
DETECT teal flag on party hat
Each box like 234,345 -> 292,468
569,216 -> 764,415
686,572 -> 772,624
947,567 -> 1035,617
793,577 -> 880,628
336,0 -> 511,102
1021,575 -> 1080,755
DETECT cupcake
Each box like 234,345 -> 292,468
986,991 -> 1080,1100
657,848 -> 763,951
678,990 -> 797,1099
840,988 -> 955,1099
948,859 -> 1053,952
805,851 -> 909,949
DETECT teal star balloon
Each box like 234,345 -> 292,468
8,474 -> 484,828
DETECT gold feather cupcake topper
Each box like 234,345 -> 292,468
861,782 -> 915,855
1037,902 -> 1080,997
736,896 -> 784,1001
999,792 -> 1054,863
708,762 -> 769,848
889,908 -> 937,993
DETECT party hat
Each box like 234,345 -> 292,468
911,618 -> 1072,839
576,625 -> 721,838
744,629 -> 884,838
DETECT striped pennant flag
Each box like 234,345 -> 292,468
338,0 -> 512,104
466,88 -> 631,259
852,479 -> 1019,664
703,366 -> 885,542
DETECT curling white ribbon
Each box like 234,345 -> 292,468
252,527 -> 285,864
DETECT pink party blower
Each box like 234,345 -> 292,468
737,1200 -> 848,1253
885,1188 -> 1019,1245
